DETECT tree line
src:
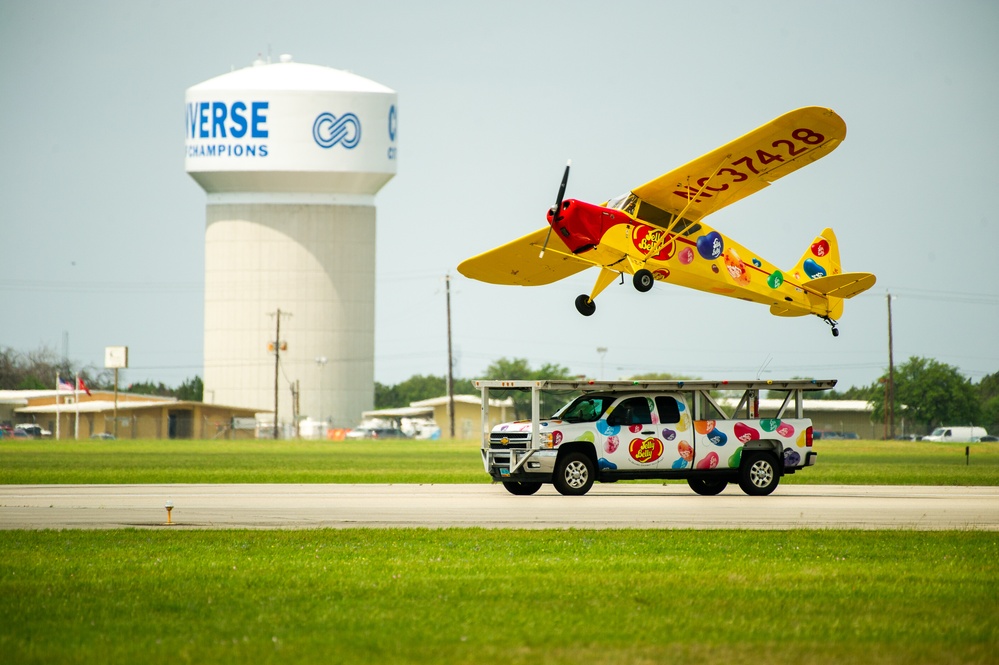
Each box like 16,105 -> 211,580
376,357 -> 998,435
3,345 -> 995,434
0,346 -> 203,401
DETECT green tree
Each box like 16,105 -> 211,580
374,381 -> 400,409
176,376 -> 204,402
478,358 -> 575,382
0,346 -> 73,390
127,381 -> 173,397
374,374 -> 476,409
478,357 -> 576,418
869,357 -> 980,431
977,371 -> 999,434
626,372 -> 698,381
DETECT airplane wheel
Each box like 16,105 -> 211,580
575,295 -> 596,316
633,269 -> 655,293
832,328 -> 840,337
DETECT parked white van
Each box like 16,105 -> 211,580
922,426 -> 988,442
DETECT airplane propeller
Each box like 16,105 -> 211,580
539,159 -> 572,258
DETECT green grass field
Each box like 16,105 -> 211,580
1,437 -> 997,485
1,530 -> 995,664
1,438 -> 997,663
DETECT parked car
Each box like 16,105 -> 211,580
980,435 -> 999,442
922,426 -> 988,443
346,426 -> 410,440
14,424 -> 51,438
90,433 -> 116,440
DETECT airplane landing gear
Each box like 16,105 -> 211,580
633,269 -> 654,293
575,295 -> 596,316
822,316 -> 840,337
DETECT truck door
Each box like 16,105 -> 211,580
607,396 -> 666,467
654,395 -> 693,469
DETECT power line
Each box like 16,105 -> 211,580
1,279 -> 202,294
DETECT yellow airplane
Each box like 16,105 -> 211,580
458,107 -> 875,336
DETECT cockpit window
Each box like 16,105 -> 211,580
606,192 -> 639,215
635,200 -> 674,227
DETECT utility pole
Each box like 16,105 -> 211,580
886,291 -> 896,440
316,356 -> 328,424
446,274 -> 455,439
292,379 -> 300,439
269,309 -> 290,439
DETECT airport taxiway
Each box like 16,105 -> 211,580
1,483 -> 996,530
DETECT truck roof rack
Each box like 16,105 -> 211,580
473,379 -> 837,392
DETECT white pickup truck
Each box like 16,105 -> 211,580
476,379 -> 834,496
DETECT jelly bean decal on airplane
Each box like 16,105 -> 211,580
458,107 -> 876,337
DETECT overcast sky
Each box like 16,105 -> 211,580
2,0 -> 997,393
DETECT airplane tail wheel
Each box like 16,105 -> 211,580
633,269 -> 655,293
822,316 -> 840,337
575,295 -> 596,316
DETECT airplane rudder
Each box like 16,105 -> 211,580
794,227 -> 841,280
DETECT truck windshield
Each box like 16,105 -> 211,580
552,395 -> 612,423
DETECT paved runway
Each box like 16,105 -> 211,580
1,484 -> 996,530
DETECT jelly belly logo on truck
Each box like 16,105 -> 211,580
628,437 -> 664,464
186,100 -> 270,157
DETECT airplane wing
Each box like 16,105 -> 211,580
457,227 -> 591,286
630,107 -> 846,223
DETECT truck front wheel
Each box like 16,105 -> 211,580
739,451 -> 780,496
502,481 -> 542,496
553,452 -> 595,496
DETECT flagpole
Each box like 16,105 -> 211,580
55,372 -> 61,441
74,373 -> 80,441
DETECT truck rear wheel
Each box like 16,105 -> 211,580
553,452 -> 595,496
687,478 -> 727,495
502,481 -> 542,496
739,451 -> 780,496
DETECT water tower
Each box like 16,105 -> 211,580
185,55 -> 397,430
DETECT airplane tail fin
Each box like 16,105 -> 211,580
792,227 -> 841,282
787,228 -> 876,321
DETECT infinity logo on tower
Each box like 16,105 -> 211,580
313,112 -> 361,149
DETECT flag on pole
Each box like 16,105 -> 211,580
77,377 -> 92,397
55,373 -> 66,440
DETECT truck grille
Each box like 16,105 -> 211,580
489,431 -> 531,448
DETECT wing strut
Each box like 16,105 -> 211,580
640,155 -> 730,265
575,267 -> 620,316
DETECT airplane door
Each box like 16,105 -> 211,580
607,396 -> 666,468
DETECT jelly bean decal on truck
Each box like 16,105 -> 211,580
476,379 -> 833,497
